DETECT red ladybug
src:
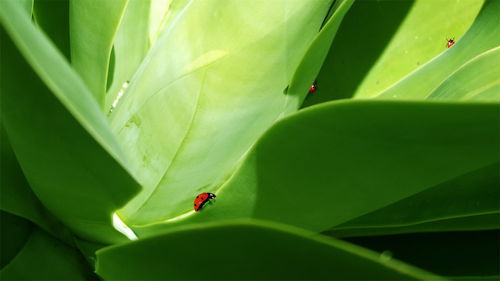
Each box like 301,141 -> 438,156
308,83 -> 317,94
447,38 -> 455,48
194,192 -> 216,212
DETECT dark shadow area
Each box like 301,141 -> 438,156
302,0 -> 414,108
344,230 -> 500,277
33,0 -> 71,61
327,162 -> 500,235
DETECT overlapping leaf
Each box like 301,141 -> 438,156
112,0 -> 348,226
376,0 -> 500,99
97,220 -> 446,280
70,0 -> 128,107
0,0 -> 140,243
0,228 -> 93,280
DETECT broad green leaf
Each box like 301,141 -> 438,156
376,0 -> 500,99
344,230 -> 500,279
427,46 -> 500,100
96,220 -> 446,280
112,0 -> 341,225
33,0 -> 70,60
0,229 -> 93,280
0,211 -> 32,268
0,1 -> 140,243
327,162 -> 500,236
18,0 -> 33,14
105,0 -> 151,110
355,0 -> 484,98
70,0 -> 128,107
134,100 -> 500,236
0,125 -> 72,243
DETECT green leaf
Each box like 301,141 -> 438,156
133,100 -> 499,236
0,229 -> 94,281
70,0 -> 128,107
283,0 -> 354,113
427,46 -> 500,101
0,125 -> 72,243
147,0 -> 173,45
302,0 -> 415,105
376,0 -> 500,99
105,0 -> 151,110
0,0 -> 140,243
355,0 -> 484,98
112,0 -> 341,225
19,0 -> 33,15
0,211 -> 32,268
303,0 -> 484,105
74,237 -> 107,267
327,162 -> 500,237
33,0 -> 71,60
96,220 -> 446,280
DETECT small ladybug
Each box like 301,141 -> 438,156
447,38 -> 455,48
308,83 -> 318,94
194,192 -> 216,212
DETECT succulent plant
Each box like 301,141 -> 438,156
1,0 -> 498,280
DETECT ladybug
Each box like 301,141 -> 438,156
194,192 -> 216,212
447,38 -> 455,48
308,82 -> 318,94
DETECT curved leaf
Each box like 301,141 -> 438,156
0,229 -> 93,281
96,220 -> 446,280
427,46 -> 500,100
283,0 -> 354,113
105,0 -> 151,110
355,0 -> 484,98
0,211 -> 32,268
302,0 -> 415,106
0,1 -> 140,243
376,0 -> 500,99
70,0 -> 128,106
112,0 -> 338,225
327,162 -> 500,236
133,100 -> 499,237
0,125 -> 71,242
